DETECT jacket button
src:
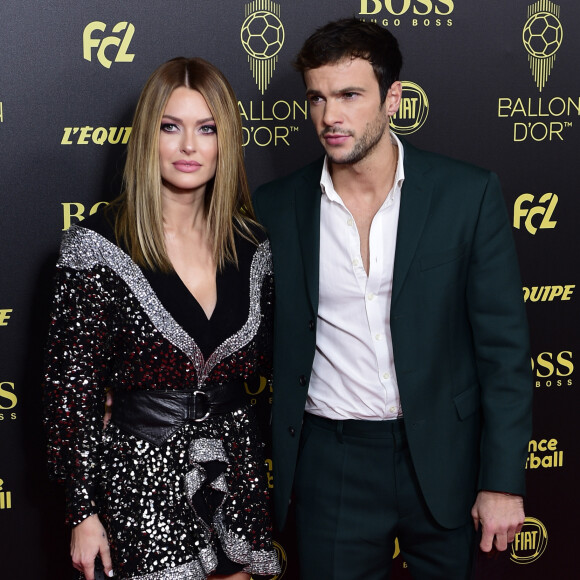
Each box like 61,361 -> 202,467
299,375 -> 307,386
289,427 -> 296,436
308,320 -> 315,331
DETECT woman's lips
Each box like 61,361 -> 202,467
173,160 -> 202,172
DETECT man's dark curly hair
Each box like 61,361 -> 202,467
294,18 -> 403,104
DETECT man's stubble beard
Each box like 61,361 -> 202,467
325,108 -> 389,166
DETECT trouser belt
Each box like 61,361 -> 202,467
304,413 -> 406,439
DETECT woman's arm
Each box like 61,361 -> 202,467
43,232 -> 116,576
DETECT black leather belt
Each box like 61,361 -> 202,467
111,382 -> 248,446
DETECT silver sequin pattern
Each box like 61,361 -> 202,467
58,225 -> 273,387
45,223 -> 279,578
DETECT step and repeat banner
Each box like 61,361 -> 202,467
1,1 -> 578,578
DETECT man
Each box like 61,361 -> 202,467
253,18 -> 532,579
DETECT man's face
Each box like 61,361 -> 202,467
304,58 -> 399,165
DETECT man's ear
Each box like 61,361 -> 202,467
386,81 -> 402,118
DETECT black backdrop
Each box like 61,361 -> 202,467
1,1 -> 578,577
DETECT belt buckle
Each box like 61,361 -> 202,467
190,390 -> 211,422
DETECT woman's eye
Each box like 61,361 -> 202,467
161,123 -> 178,132
200,124 -> 217,134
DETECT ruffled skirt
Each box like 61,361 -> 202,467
95,405 -> 280,579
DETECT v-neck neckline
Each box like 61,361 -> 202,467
173,270 -> 219,323
71,216 -> 265,376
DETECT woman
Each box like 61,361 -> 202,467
43,57 -> 280,580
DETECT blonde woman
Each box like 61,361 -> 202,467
44,57 -> 279,580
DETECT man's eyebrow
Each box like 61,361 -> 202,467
306,86 -> 366,97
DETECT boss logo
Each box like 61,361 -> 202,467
62,201 -> 109,231
531,351 -> 573,379
359,0 -> 454,16
0,382 -> 17,422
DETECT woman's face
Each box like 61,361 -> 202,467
158,86 -> 218,198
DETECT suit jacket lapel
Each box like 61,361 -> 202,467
294,160 -> 323,315
392,142 -> 434,306
290,148 -> 431,311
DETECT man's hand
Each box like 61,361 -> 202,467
471,490 -> 525,552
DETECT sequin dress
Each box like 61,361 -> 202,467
43,212 -> 280,579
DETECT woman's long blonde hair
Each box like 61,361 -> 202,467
111,57 -> 257,271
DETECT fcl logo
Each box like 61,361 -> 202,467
523,1 -> 563,92
241,0 -> 284,94
83,22 -> 135,69
513,192 -> 557,235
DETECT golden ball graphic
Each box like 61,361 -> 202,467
522,12 -> 563,58
241,11 -> 284,59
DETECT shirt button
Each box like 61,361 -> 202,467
375,333 -> 382,341
389,406 -> 397,414
347,218 -> 354,227
367,293 -> 375,301
383,372 -> 390,380
352,258 -> 359,267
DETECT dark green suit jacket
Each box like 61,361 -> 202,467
253,140 -> 532,530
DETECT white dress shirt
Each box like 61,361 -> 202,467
305,133 -> 405,420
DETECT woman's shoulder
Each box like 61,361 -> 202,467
58,205 -> 124,271
73,205 -> 117,244
231,219 -> 270,270
234,218 -> 268,248
248,219 -> 268,245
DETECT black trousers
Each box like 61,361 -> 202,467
294,413 -> 476,580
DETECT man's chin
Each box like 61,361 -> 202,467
322,145 -> 352,164
326,152 -> 359,165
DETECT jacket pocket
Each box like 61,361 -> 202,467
420,243 -> 468,272
453,384 -> 480,420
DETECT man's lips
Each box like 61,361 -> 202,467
322,132 -> 351,146
173,160 -> 202,172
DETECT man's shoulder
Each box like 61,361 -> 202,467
253,157 -> 324,202
403,139 -> 494,183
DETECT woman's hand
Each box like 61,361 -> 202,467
71,514 -> 113,579
103,390 -> 113,429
